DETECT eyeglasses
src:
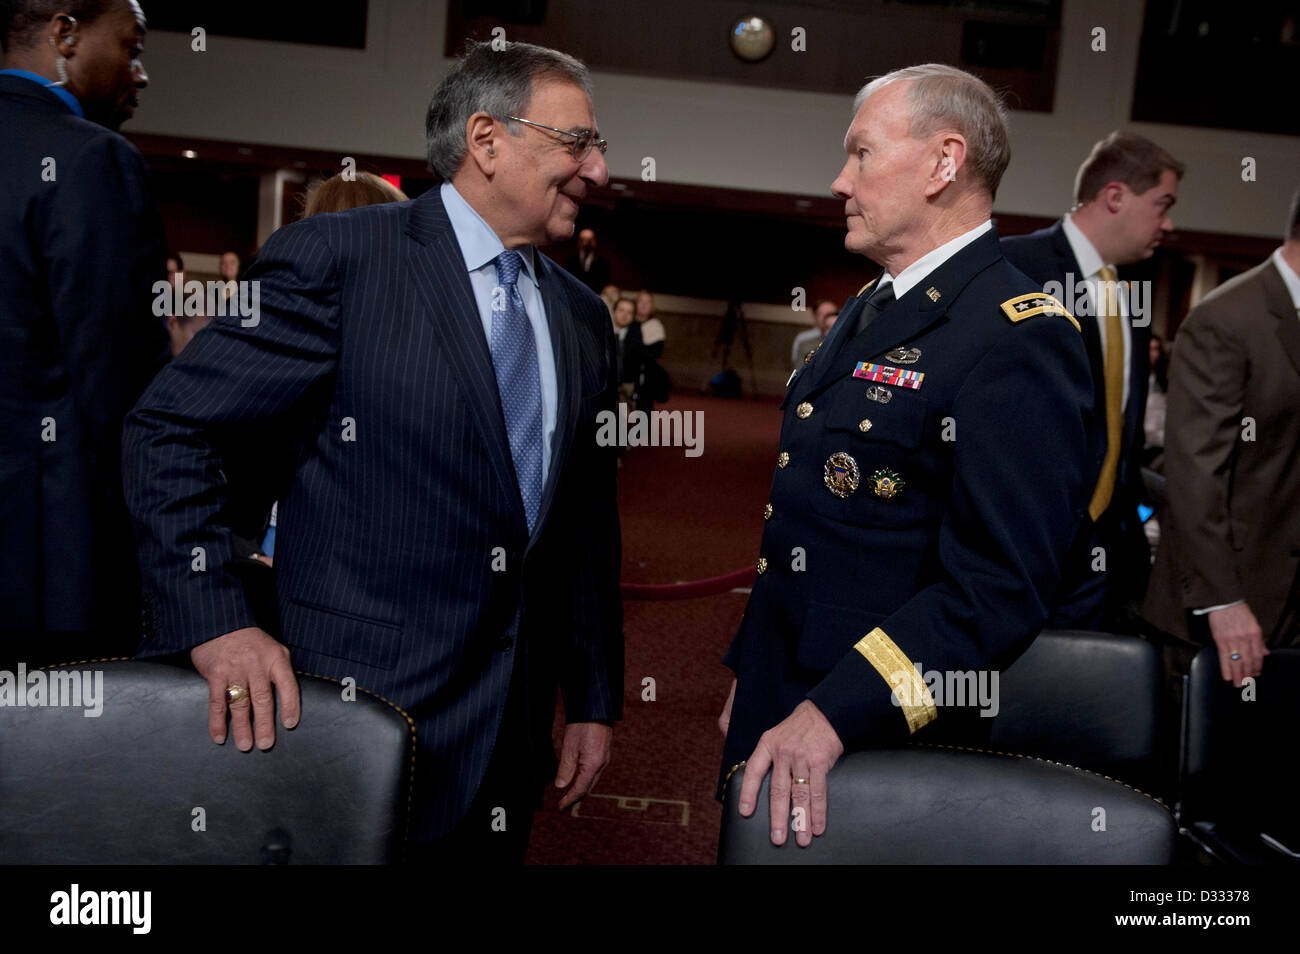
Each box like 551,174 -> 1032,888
507,115 -> 608,161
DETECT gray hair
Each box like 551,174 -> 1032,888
853,64 -> 1012,198
425,39 -> 593,182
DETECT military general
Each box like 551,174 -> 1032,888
716,64 -> 1100,847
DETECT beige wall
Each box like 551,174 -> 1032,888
131,0 -> 1300,240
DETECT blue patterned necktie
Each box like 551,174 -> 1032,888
490,250 -> 544,532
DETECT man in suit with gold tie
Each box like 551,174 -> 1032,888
1002,131 -> 1184,631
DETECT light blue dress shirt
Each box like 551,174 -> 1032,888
440,181 -> 558,483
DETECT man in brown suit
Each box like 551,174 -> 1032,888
1146,186 -> 1300,686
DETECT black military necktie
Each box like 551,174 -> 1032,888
854,280 -> 896,337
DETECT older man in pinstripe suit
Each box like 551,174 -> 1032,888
123,41 -> 621,861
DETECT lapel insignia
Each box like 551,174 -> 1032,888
853,362 -> 925,390
925,286 -> 941,302
864,385 -> 893,404
824,452 -> 860,498
885,347 -> 922,365
870,467 -> 905,500
804,344 -> 820,364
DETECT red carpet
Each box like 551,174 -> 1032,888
526,393 -> 782,864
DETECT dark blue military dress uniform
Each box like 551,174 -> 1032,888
719,228 -> 1099,793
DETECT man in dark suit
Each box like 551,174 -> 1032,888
1002,131 -> 1183,630
123,40 -> 622,861
0,0 -> 165,669
717,64 -> 1096,847
563,227 -> 611,293
1146,188 -> 1300,681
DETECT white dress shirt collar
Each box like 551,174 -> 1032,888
1062,212 -> 1110,279
879,220 -> 994,299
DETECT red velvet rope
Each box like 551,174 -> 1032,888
619,566 -> 756,600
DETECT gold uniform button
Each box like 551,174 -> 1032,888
858,418 -> 873,433
763,503 -> 773,520
756,557 -> 768,574
777,451 -> 790,469
796,402 -> 813,419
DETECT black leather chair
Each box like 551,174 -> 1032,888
988,630 -> 1163,793
0,660 -> 415,863
719,746 -> 1177,864
1178,647 -> 1300,864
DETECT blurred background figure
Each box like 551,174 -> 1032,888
564,227 -> 611,292
791,298 -> 838,372
634,289 -> 668,411
162,251 -> 211,356
1143,333 -> 1168,467
612,297 -> 638,407
302,169 -> 407,217
600,283 -> 620,317
217,249 -> 241,304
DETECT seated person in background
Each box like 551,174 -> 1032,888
791,298 -> 838,371
218,250 -> 241,301
635,289 -> 668,410
600,283 -> 620,317
302,170 -> 408,217
612,297 -> 639,407
164,252 -> 212,356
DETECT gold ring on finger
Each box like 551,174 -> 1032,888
1230,652 -> 1242,661
792,777 -> 811,785
225,683 -> 249,704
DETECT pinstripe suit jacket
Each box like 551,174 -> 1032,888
122,188 -> 624,840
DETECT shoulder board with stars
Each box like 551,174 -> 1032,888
1000,293 -> 1081,332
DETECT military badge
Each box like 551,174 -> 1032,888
864,385 -> 893,404
884,347 -> 922,365
870,467 -> 905,500
823,452 -> 860,498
